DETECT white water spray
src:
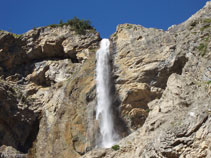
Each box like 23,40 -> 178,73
96,39 -> 119,148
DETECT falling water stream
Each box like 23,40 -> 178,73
96,39 -> 119,148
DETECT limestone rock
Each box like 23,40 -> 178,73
0,25 -> 100,158
118,83 -> 162,130
82,1 -> 211,158
26,59 -> 80,86
111,23 -> 186,89
0,26 -> 100,69
32,53 -> 98,158
0,145 -> 27,158
110,21 -> 187,131
0,80 -> 40,154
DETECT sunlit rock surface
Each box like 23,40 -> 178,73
82,2 -> 211,158
0,2 -> 211,158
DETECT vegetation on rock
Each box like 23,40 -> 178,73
197,36 -> 209,56
112,145 -> 120,151
11,33 -> 22,38
49,16 -> 95,35
200,18 -> 211,31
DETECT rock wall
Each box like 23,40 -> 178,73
0,2 -> 211,158
82,1 -> 211,158
0,26 -> 101,158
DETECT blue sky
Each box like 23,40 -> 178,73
0,0 -> 209,38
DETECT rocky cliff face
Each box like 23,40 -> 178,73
0,2 -> 211,158
82,2 -> 211,158
0,26 -> 101,158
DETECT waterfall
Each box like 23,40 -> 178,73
96,38 -> 119,148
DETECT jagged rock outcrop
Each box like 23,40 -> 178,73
0,80 -> 39,154
0,26 -> 101,158
0,145 -> 27,158
0,2 -> 210,158
82,1 -> 211,158
0,26 -> 99,70
110,23 -> 187,131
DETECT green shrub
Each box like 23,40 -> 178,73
112,145 -> 120,151
48,17 -> 95,35
66,16 -> 94,34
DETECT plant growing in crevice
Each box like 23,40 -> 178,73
203,18 -> 211,23
197,36 -> 209,57
200,18 -> 211,31
200,25 -> 210,32
113,32 -> 117,37
205,80 -> 211,85
197,43 -> 208,56
112,144 -> 120,151
145,109 -> 151,113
